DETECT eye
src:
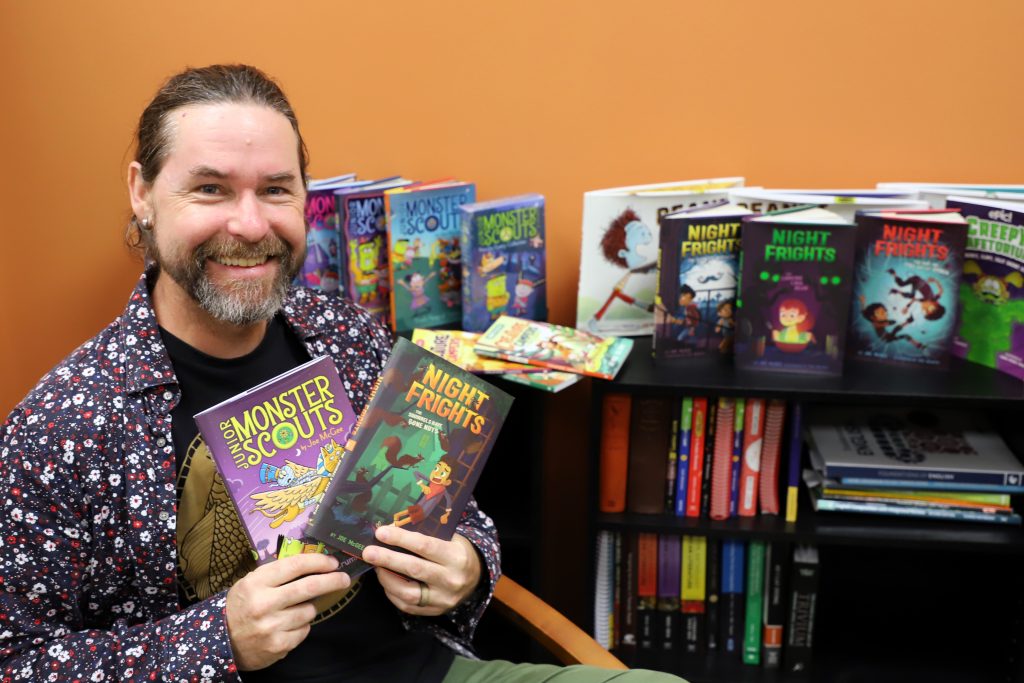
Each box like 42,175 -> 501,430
197,184 -> 222,195
265,186 -> 290,196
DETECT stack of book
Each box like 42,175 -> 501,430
804,406 -> 1024,525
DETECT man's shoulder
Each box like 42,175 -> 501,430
283,287 -> 391,339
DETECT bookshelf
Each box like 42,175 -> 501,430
588,337 -> 1024,683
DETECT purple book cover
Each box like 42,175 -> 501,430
298,180 -> 369,293
735,208 -> 856,375
656,534 -> 681,650
194,355 -> 358,564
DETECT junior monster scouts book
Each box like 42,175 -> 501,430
336,177 -> 414,320
298,178 -> 370,293
734,207 -> 856,375
654,201 -> 751,362
577,178 -> 745,337
307,338 -> 513,557
193,355 -> 358,564
847,209 -> 968,369
475,315 -> 635,380
460,194 -> 548,332
410,328 -> 531,374
385,181 -> 477,332
945,197 -> 1024,380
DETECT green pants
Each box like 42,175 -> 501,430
442,655 -> 687,683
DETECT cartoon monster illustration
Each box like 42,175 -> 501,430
349,237 -> 382,305
888,268 -> 946,320
392,458 -> 454,528
586,208 -> 657,330
250,438 -> 345,528
477,252 -> 506,276
772,298 -> 816,352
957,260 -> 1024,366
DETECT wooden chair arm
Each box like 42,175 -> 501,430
490,575 -> 627,669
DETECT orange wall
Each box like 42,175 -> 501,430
4,1 -> 1024,415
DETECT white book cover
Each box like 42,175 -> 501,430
577,177 -> 744,336
728,188 -> 927,222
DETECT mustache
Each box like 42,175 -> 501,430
195,235 -> 292,262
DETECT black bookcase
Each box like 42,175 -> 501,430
589,338 -> 1024,683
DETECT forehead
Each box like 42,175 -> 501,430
160,102 -> 300,175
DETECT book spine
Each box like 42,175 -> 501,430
637,532 -> 659,650
762,541 -> 789,668
666,407 -> 679,512
685,398 -> 709,517
783,545 -> 819,674
612,531 -> 622,648
785,402 -> 804,523
710,398 -> 736,520
626,398 -> 672,515
705,537 -> 721,652
720,539 -> 746,654
812,497 -> 1022,524
594,530 -> 615,649
758,399 -> 788,515
674,397 -> 694,517
459,208 -> 476,332
699,402 -> 718,518
598,393 -> 632,513
739,398 -> 766,517
656,534 -> 681,651
680,535 -> 707,654
729,399 -> 746,517
828,466 -> 1024,488
834,477 -> 1024,494
618,532 -> 638,652
743,540 -> 766,665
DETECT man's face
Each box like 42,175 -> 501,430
135,102 -> 307,326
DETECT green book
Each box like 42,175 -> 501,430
743,540 -> 766,665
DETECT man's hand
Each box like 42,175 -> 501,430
226,553 -> 352,671
362,526 -> 482,617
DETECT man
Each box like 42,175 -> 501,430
0,65 -> 681,682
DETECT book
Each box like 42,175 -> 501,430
656,534 -> 681,650
594,530 -> 616,649
761,541 -> 789,668
699,401 -> 717,518
410,328 -> 531,374
598,393 -> 633,513
193,355 -> 358,565
720,539 -> 745,654
758,399 -> 787,515
385,181 -> 476,332
625,397 -> 673,515
299,178 -> 369,293
666,406 -> 679,512
459,194 -> 548,332
496,369 -> 583,393
684,397 -> 709,518
307,338 -> 513,557
709,398 -> 736,520
806,405 -> 1024,491
946,196 -> 1024,380
742,540 -> 766,665
783,545 -> 819,674
917,188 -> 1024,210
474,315 -> 634,380
705,537 -> 721,652
654,202 -> 749,361
307,173 -> 357,189
848,209 -> 968,368
636,532 -> 659,650
577,177 -> 745,336
680,534 -> 707,654
728,187 -> 927,221
814,480 -> 1011,509
336,177 -> 414,319
673,397 -> 694,517
729,399 -> 746,518
735,207 -> 857,375
618,532 -> 639,651
784,402 -> 804,523
738,398 -> 765,517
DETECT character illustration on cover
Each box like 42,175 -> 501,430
857,295 -> 925,350
715,298 -> 736,353
509,275 -> 544,317
434,237 -> 461,308
957,260 -> 1024,366
349,237 -> 382,305
527,327 -> 603,367
398,271 -> 437,315
585,208 -> 656,331
888,268 -> 946,321
251,438 -> 345,528
392,459 -> 454,528
771,298 -> 817,352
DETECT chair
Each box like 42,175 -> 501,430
491,575 -> 627,669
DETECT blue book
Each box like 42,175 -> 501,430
673,397 -> 693,516
385,181 -> 476,331
720,539 -> 746,653
784,402 -> 803,522
459,194 -> 547,332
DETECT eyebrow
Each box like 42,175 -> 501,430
188,166 -> 299,184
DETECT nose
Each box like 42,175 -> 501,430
227,191 -> 271,242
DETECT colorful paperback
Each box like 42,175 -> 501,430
193,356 -> 358,564
386,181 -> 476,331
577,178 -> 745,337
474,315 -> 634,380
307,338 -> 512,557
410,328 -> 531,374
734,207 -> 856,375
299,179 -> 368,293
946,197 -> 1024,380
497,370 -> 583,393
460,194 -> 548,332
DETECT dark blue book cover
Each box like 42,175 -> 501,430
848,210 -> 968,368
459,194 -> 547,332
735,207 -> 856,376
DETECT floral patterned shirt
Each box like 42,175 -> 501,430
0,272 -> 501,682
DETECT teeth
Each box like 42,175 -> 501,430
215,256 -> 269,267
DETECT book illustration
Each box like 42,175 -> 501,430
460,194 -> 548,332
496,369 -> 583,393
848,210 -> 967,368
193,356 -> 358,564
386,182 -> 476,331
299,179 -> 367,292
308,338 -> 512,557
947,197 -> 1024,379
475,315 -> 634,380
577,178 -> 744,336
735,207 -> 856,375
410,328 -> 531,374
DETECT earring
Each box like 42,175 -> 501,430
140,216 -> 152,230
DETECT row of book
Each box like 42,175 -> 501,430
594,532 -> 820,674
300,174 -> 549,334
600,394 -> 803,522
577,179 -> 1024,381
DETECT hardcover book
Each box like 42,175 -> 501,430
654,202 -> 749,362
848,209 -> 968,368
307,338 -> 512,557
625,397 -> 673,515
474,315 -> 634,380
734,207 -> 857,376
598,393 -> 633,513
656,534 -> 682,650
946,196 -> 1024,380
299,178 -> 368,293
577,177 -> 745,337
385,181 -> 476,332
459,194 -> 548,332
193,355 -> 358,564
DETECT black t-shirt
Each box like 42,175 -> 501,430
162,316 -> 454,682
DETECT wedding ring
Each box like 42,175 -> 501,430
417,582 -> 430,607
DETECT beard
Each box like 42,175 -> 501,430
148,231 -> 305,327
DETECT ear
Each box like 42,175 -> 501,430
127,161 -> 153,223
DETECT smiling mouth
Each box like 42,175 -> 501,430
211,255 -> 275,267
